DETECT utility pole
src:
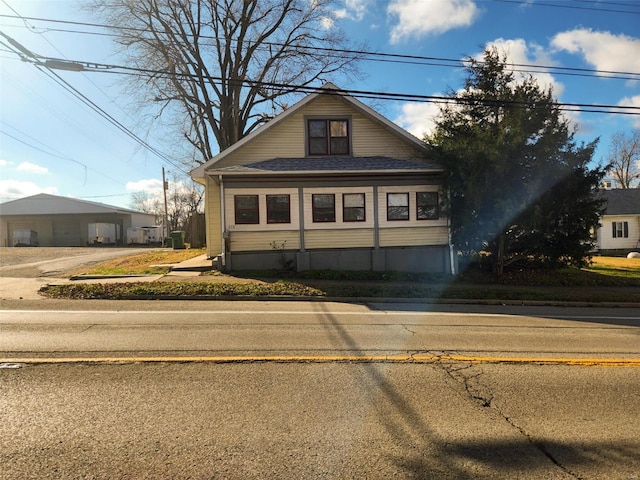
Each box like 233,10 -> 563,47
162,167 -> 170,247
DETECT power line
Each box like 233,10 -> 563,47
29,55 -> 639,117
491,0 -> 640,14
1,27 -> 638,118
0,30 -> 188,176
0,13 -> 639,81
0,122 -> 132,187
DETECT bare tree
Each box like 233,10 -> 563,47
607,129 -> 640,188
129,176 -> 204,231
90,0 -> 363,166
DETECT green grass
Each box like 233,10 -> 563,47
66,248 -> 207,276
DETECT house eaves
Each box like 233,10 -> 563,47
205,156 -> 443,177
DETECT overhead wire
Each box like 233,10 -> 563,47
0,122 -> 130,187
21,55 -> 637,117
490,0 -> 640,14
0,13 -> 639,81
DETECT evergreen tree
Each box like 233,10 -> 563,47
429,48 -> 607,275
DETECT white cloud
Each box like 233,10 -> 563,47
0,159 -> 8,167
320,15 -> 335,29
551,29 -> 640,76
330,0 -> 371,24
0,180 -> 57,200
16,162 -> 49,175
126,178 -> 164,193
481,38 -> 564,96
387,0 -> 479,44
344,0 -> 371,21
394,101 -> 442,139
618,95 -> 640,128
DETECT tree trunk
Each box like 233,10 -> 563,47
494,234 -> 505,277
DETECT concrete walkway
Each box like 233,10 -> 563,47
0,254 -> 212,301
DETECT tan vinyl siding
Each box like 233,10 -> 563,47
205,177 -> 222,257
380,226 -> 449,247
214,95 -> 424,168
305,229 -> 374,249
229,230 -> 300,252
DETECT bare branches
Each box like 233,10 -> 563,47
607,129 -> 640,188
89,0 -> 363,167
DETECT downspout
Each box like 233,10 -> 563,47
219,174 -> 226,268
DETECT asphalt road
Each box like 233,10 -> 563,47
1,249 -> 639,479
1,301 -> 639,360
2,360 -> 639,479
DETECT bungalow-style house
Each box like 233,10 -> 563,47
191,84 -> 454,273
596,188 -> 640,255
0,193 -> 158,247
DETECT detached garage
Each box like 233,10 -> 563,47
0,193 -> 157,247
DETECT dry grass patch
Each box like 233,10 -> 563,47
67,248 -> 206,276
584,256 -> 640,279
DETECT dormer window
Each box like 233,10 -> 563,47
307,119 -> 350,156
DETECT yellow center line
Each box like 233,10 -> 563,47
1,355 -> 639,367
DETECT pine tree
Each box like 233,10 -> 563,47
429,48 -> 607,275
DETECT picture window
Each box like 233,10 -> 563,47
416,192 -> 439,220
343,193 -> 365,222
312,194 -> 336,222
234,195 -> 259,224
308,119 -> 349,156
266,195 -> 291,224
387,193 -> 409,221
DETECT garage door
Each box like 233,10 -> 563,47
52,221 -> 82,246
7,222 -> 37,246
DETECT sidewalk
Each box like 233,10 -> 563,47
0,255 -> 211,301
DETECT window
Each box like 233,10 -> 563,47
234,195 -> 259,224
613,221 -> 629,238
387,193 -> 409,221
308,119 -> 349,156
416,192 -> 439,220
312,194 -> 336,222
266,195 -> 291,224
343,193 -> 365,222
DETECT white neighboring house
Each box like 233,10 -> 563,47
596,188 -> 640,254
0,193 -> 158,247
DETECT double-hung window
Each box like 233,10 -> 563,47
307,119 -> 350,156
312,194 -> 336,222
234,195 -> 259,224
343,193 -> 365,222
387,193 -> 409,221
266,195 -> 291,224
612,221 -> 629,238
416,192 -> 439,220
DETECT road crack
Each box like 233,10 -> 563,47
437,358 -> 582,479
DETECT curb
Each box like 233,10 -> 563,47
2,354 -> 639,367
68,293 -> 640,308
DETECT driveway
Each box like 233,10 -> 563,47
0,247 -> 162,300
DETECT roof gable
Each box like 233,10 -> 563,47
191,83 -> 429,180
0,193 -> 148,216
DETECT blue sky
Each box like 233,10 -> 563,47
1,0 -> 639,209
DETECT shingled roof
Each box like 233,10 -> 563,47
601,188 -> 640,215
208,156 -> 442,175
